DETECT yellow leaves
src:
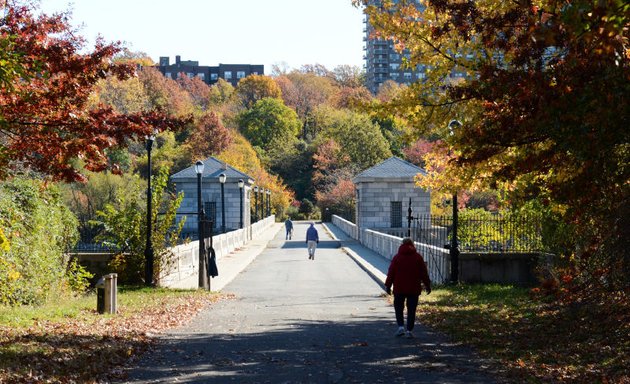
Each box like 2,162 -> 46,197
8,270 -> 20,281
0,228 -> 8,252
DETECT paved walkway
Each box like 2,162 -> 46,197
121,222 -> 500,383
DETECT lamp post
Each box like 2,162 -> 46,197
144,132 -> 156,286
407,197 -> 413,238
219,173 -> 226,233
448,119 -> 462,283
238,179 -> 244,229
266,189 -> 271,217
195,160 -> 209,290
254,186 -> 259,222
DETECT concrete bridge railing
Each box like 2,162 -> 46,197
332,215 -> 450,284
160,215 -> 276,289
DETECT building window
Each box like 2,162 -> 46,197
403,72 -> 412,80
187,72 -> 194,78
165,72 -> 171,79
390,201 -> 403,228
210,73 -> 218,81
237,71 -> 246,79
224,71 -> 232,80
197,73 -> 205,80
389,72 -> 400,78
389,63 -> 400,70
253,71 -> 259,75
204,202 -> 217,225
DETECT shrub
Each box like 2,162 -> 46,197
0,177 -> 79,305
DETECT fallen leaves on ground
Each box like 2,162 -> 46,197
417,285 -> 629,384
0,291 -> 230,383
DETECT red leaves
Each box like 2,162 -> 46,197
0,2 -> 187,182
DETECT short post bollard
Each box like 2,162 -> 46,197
96,273 -> 118,314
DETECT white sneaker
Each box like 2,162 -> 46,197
395,326 -> 405,337
405,330 -> 414,339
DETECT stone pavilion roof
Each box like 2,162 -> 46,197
353,157 -> 427,184
171,157 -> 253,183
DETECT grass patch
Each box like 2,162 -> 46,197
418,284 -> 629,383
0,286 -> 224,382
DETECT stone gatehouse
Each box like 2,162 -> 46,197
353,157 -> 430,231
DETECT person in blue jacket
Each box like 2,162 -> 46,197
284,219 -> 293,240
305,223 -> 319,260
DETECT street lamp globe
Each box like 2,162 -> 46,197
219,173 -> 226,184
238,179 -> 244,189
194,160 -> 204,175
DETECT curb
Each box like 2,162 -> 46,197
321,222 -> 387,290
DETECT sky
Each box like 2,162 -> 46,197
38,0 -> 366,73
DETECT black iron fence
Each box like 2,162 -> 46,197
69,242 -> 120,254
379,213 -> 546,253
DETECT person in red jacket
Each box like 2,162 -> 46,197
385,237 -> 432,338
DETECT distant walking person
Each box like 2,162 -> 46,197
385,238 -> 431,339
305,223 -> 319,260
284,219 -> 293,240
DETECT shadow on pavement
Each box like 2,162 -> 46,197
123,317 -> 499,384
280,240 -> 341,249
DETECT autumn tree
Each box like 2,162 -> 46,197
357,0 -> 630,293
276,71 -> 336,140
186,111 -> 232,160
312,138 -> 354,193
402,138 -> 439,168
178,74 -> 212,112
91,75 -> 149,114
0,3 -> 186,182
315,178 -> 356,222
331,65 -> 365,88
330,85 -> 373,110
208,78 -> 235,106
234,74 -> 282,109
138,67 -> 194,118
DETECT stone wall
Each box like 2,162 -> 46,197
160,215 -> 275,289
458,252 -> 549,285
355,181 -> 430,230
176,181 -> 252,235
75,215 -> 276,289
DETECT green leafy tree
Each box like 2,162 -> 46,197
238,97 -> 301,151
268,140 -> 315,201
62,170 -> 140,243
299,198 -> 317,220
317,108 -> 392,170
209,78 -> 235,106
94,167 -> 184,284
